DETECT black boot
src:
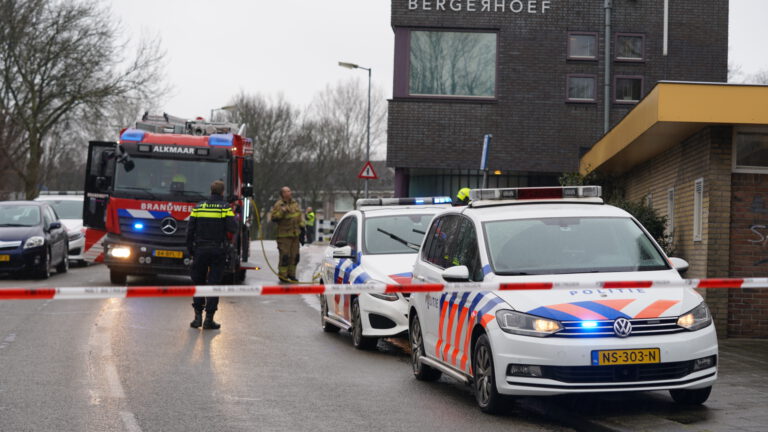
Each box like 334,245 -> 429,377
203,311 -> 221,330
190,310 -> 203,328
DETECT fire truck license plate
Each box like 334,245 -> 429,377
153,250 -> 183,259
0,255 -> 10,262
592,348 -> 661,366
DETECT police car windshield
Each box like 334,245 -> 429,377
0,205 -> 41,227
484,217 -> 669,275
364,214 -> 434,255
114,157 -> 228,201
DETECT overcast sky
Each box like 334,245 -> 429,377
110,0 -> 768,119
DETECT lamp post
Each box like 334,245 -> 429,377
210,105 -> 237,122
339,61 -> 372,198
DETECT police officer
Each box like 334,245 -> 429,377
455,187 -> 471,206
305,207 -> 316,244
186,180 -> 237,330
270,186 -> 304,282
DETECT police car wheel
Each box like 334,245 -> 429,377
409,313 -> 442,382
474,334 -> 506,414
320,295 -> 340,333
670,386 -> 712,405
110,270 -> 127,285
351,298 -> 377,350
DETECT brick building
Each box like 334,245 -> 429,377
387,0 -> 729,197
581,82 -> 768,338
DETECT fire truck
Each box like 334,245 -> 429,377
82,113 -> 256,284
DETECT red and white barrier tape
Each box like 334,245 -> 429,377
0,278 -> 766,301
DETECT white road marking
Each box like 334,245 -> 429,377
105,363 -> 126,399
120,411 -> 143,432
3,333 -> 15,343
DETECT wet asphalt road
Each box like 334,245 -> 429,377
0,243 -> 764,432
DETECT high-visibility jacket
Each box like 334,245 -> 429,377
186,194 -> 237,252
270,198 -> 305,238
306,211 -> 316,227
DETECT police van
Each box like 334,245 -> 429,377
407,187 -> 717,413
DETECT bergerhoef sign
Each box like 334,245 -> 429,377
408,0 -> 553,14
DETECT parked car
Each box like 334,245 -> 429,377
35,192 -> 86,264
0,201 -> 69,278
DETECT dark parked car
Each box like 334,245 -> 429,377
0,201 -> 69,278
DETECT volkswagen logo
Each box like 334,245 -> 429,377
160,217 -> 178,235
613,318 -> 633,338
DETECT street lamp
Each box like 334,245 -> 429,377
339,61 -> 372,199
210,105 -> 237,122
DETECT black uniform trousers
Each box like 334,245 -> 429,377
191,248 -> 224,313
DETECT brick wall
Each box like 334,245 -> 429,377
729,173 -> 768,337
387,0 -> 730,173
620,126 -> 733,337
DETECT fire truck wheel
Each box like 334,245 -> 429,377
110,269 -> 127,285
236,269 -> 247,283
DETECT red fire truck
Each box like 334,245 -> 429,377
82,114 -> 255,284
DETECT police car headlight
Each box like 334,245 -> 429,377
495,310 -> 562,337
677,303 -> 712,331
23,236 -> 45,249
366,280 -> 399,301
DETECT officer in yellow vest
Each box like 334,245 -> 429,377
305,207 -> 316,244
270,186 -> 305,282
455,187 -> 471,206
186,180 -> 237,329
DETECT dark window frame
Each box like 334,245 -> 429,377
614,75 -> 644,104
566,74 -> 598,103
567,31 -> 598,61
615,33 -> 646,62
393,26 -> 500,102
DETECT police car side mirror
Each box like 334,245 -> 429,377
442,265 -> 470,283
669,257 -> 689,275
333,245 -> 355,260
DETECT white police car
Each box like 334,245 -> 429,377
320,197 -> 451,349
408,187 -> 717,413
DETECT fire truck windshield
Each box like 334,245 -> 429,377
113,157 -> 228,201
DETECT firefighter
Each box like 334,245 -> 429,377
455,187 -> 471,206
270,186 -> 305,282
186,180 -> 237,330
305,207 -> 316,244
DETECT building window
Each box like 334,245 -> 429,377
667,188 -> 675,237
693,178 -> 704,242
615,76 -> 643,103
408,30 -> 497,98
616,34 -> 644,61
566,75 -> 596,102
334,195 -> 354,213
733,127 -> 768,173
568,32 -> 597,60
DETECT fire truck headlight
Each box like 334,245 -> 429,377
109,246 -> 132,259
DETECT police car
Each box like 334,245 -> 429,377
320,197 -> 451,349
407,187 -> 717,413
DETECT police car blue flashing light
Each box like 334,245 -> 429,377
120,129 -> 146,142
356,196 -> 454,209
208,134 -> 234,147
581,321 -> 599,328
133,222 -> 145,231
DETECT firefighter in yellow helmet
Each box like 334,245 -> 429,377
455,187 -> 471,206
270,186 -> 305,282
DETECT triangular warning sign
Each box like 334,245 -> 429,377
358,161 -> 379,179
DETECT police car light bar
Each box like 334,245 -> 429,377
469,186 -> 602,202
356,196 -> 453,209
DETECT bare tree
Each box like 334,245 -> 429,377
748,69 -> 768,85
0,0 -> 165,198
229,93 -> 301,219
